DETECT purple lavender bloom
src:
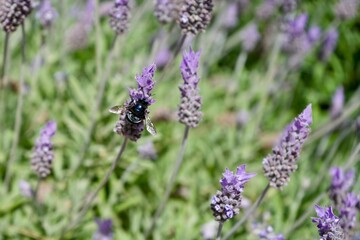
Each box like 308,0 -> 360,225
252,222 -> 285,240
308,25 -> 322,43
256,0 -> 279,20
137,141 -> 157,160
154,0 -> 181,24
221,3 -> 239,29
329,167 -> 355,207
239,23 -> 261,52
19,180 -> 35,198
211,165 -> 256,222
312,205 -> 345,240
31,121 -> 57,178
280,0 -> 297,14
93,218 -> 113,240
201,220 -> 218,240
334,0 -> 359,20
0,0 -> 32,33
178,48 -> 202,128
263,105 -> 312,189
319,28 -> 338,62
330,86 -> 345,119
114,64 -> 157,141
154,47 -> 172,69
109,0 -> 130,35
287,13 -> 308,38
339,192 -> 358,235
36,0 -> 58,28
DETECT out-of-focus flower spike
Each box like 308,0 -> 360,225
109,0 -> 130,35
330,86 -> 345,119
93,218 -> 113,240
36,0 -> 58,28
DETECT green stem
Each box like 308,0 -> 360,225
64,138 -> 128,233
0,33 -> 9,153
145,126 -> 190,238
4,24 -> 27,190
223,184 -> 270,240
216,222 -> 224,240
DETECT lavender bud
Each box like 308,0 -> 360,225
256,0 -> 278,20
252,222 -> 285,240
114,64 -> 157,141
334,0 -> 359,21
307,25 -> 322,43
263,104 -> 312,189
0,0 -> 32,33
154,47 -> 172,69
154,0 -> 182,24
330,86 -> 345,119
221,3 -> 238,29
36,0 -> 58,28
109,0 -> 130,35
19,180 -> 35,198
178,48 -> 202,128
201,220 -> 218,240
137,141 -> 157,160
239,23 -> 261,52
329,167 -> 355,207
339,192 -> 358,236
210,165 -> 256,222
93,218 -> 113,240
178,0 -> 214,35
312,205 -> 345,240
319,28 -> 338,62
31,121 -> 57,178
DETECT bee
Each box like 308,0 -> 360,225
109,98 -> 157,136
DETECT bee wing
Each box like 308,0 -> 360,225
109,105 -> 125,114
145,114 -> 157,136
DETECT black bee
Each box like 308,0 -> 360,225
109,98 -> 157,136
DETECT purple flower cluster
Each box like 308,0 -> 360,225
31,121 -> 57,178
210,165 -> 256,222
109,0 -> 130,35
330,86 -> 344,119
178,48 -> 202,128
93,218 -> 113,240
263,105 -> 312,189
154,0 -> 181,25
36,0 -> 58,28
334,0 -> 359,20
114,64 -> 156,141
329,167 -> 355,207
319,28 -> 338,62
239,23 -> 261,52
312,205 -> 345,240
0,0 -> 32,33
282,14 -> 322,69
252,222 -> 285,240
329,167 -> 359,238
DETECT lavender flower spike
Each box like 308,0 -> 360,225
109,0 -> 130,35
31,121 -> 57,178
178,0 -> 214,35
330,86 -> 344,119
339,192 -> 358,236
154,0 -> 181,25
211,165 -> 256,222
263,104 -> 312,189
178,48 -> 202,128
93,218 -> 113,240
329,167 -> 355,207
114,64 -> 157,141
319,28 -> 338,62
36,0 -> 58,28
312,205 -> 345,240
0,0 -> 32,33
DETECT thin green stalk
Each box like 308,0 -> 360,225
64,138 -> 128,233
4,24 -> 27,190
216,222 -> 224,240
223,184 -> 270,240
145,126 -> 190,238
0,33 -> 10,153
74,35 -> 118,173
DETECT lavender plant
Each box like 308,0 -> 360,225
154,0 -> 182,25
35,0 -> 58,29
109,0 -> 130,35
319,28 -> 338,62
211,165 -> 256,239
145,48 -> 202,237
93,218 -> 113,240
330,86 -> 345,119
312,205 -> 345,240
